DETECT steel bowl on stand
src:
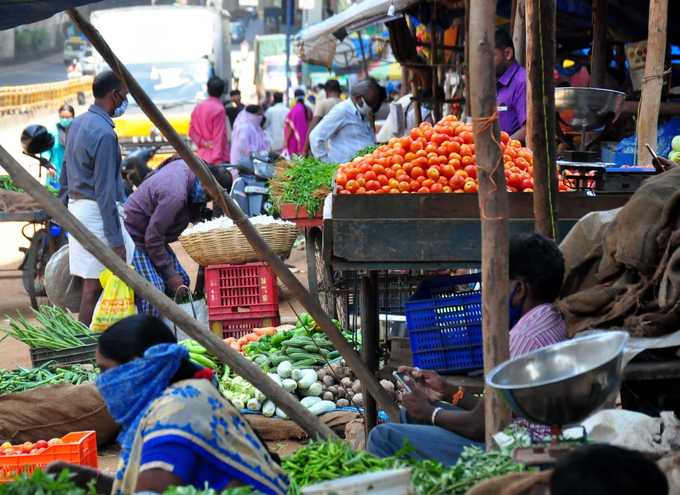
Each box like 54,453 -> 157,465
486,331 -> 628,426
555,87 -> 626,133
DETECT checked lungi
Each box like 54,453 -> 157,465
132,247 -> 190,317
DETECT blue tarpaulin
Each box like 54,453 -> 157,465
0,1 -> 94,31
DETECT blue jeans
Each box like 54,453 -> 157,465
367,406 -> 485,466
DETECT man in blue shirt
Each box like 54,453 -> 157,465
309,78 -> 385,164
61,70 -> 134,325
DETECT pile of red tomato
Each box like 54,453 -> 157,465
335,115 -> 572,194
0,438 -> 63,456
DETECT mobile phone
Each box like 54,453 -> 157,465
392,371 -> 412,393
645,143 -> 659,162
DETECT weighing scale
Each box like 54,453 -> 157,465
554,87 -> 655,193
487,332 -> 629,467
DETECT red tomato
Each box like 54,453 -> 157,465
463,181 -> 478,193
398,181 -> 410,192
507,173 -> 523,190
443,186 -> 452,193
422,179 -> 435,188
34,440 -> 48,450
449,175 -> 466,190
346,179 -> 359,192
521,178 -> 534,190
430,183 -> 444,193
335,173 -> 347,186
464,165 -> 477,180
441,164 -> 455,178
417,186 -> 430,193
411,166 -> 425,179
364,170 -> 377,181
426,167 -> 440,181
366,180 -> 381,191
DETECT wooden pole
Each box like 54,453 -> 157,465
590,0 -> 608,88
526,0 -> 558,239
0,145 -> 336,440
636,0 -> 668,164
468,0 -> 512,446
512,0 -> 526,66
66,9 -> 399,422
360,272 -> 379,434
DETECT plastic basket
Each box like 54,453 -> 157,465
29,335 -> 99,368
405,274 -> 483,373
0,431 -> 98,482
205,262 -> 279,320
211,314 -> 281,339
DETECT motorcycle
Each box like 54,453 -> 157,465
225,151 -> 277,217
121,146 -> 158,196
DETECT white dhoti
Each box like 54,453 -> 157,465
68,199 -> 135,279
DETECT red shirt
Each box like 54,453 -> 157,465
189,96 -> 229,164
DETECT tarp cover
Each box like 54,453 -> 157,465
0,1 -> 93,30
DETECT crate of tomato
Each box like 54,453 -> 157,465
0,431 -> 98,482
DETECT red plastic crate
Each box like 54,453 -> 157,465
206,262 -> 279,320
0,431 -> 98,482
211,314 -> 281,339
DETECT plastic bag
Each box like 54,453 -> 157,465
45,244 -> 82,312
162,298 -> 208,341
90,269 -> 137,332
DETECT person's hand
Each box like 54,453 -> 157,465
112,245 -> 126,261
398,365 -> 451,402
48,168 -> 56,177
652,155 -> 676,173
401,377 -> 436,424
166,274 -> 185,294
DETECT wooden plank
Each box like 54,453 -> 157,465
67,8 -> 400,424
526,0 -> 558,238
360,272 -> 379,433
590,0 -> 608,88
635,0 -> 669,164
330,218 -> 578,264
0,211 -> 48,222
331,192 -> 630,221
468,0 -> 512,445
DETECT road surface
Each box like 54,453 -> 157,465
0,51 -> 67,86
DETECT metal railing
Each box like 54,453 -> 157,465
0,76 -> 93,116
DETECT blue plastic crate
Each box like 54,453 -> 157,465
405,273 -> 483,373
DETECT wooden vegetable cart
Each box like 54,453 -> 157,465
322,191 -> 632,428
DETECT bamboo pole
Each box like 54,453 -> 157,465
590,0 -> 608,88
636,0 -> 668,164
468,0 -> 512,445
0,145 -> 336,440
66,8 -> 399,421
526,0 -> 558,239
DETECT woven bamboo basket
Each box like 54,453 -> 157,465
179,223 -> 298,266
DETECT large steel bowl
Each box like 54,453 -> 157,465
486,332 -> 628,426
555,87 -> 626,132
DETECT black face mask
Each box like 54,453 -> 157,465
261,116 -> 266,128
370,101 -> 383,113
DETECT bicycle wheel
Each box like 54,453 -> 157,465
22,228 -> 49,310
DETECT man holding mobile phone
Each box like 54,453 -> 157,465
367,233 -> 568,465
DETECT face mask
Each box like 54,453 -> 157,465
508,285 -> 524,329
113,97 -> 128,118
355,98 -> 371,118
59,118 -> 73,128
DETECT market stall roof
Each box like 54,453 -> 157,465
0,1 -> 93,30
296,0 -> 420,67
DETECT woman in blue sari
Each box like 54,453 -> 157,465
48,315 -> 288,495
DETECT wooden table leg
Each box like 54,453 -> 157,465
361,271 -> 379,433
305,228 -> 319,300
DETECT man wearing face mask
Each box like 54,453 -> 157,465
495,28 -> 527,143
61,70 -> 136,326
309,78 -> 385,164
367,233 -> 567,466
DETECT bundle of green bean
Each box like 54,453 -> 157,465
2,306 -> 92,350
0,364 -> 97,396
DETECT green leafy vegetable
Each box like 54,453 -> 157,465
269,157 -> 337,217
0,363 -> 98,396
2,305 -> 92,350
351,144 -> 378,160
0,175 -> 23,193
0,469 -> 96,494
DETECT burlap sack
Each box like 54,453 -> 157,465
0,190 -> 42,213
559,167 -> 680,337
465,471 -> 552,495
245,410 -> 360,441
0,383 -> 118,447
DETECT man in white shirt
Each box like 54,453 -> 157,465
262,92 -> 289,153
309,78 -> 385,164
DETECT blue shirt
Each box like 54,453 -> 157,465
62,104 -> 125,247
497,61 -> 527,135
309,99 -> 375,164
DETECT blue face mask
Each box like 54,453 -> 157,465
113,97 -> 128,118
59,117 -> 73,128
509,285 -> 524,330
190,178 -> 207,204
